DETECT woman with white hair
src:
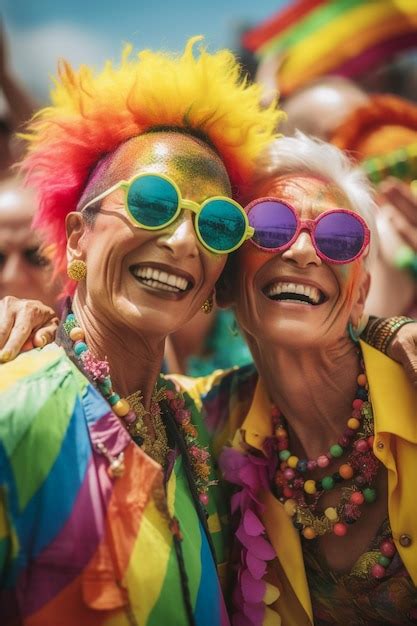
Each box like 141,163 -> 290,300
198,133 -> 417,625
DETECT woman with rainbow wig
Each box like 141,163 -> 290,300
0,37 -> 281,626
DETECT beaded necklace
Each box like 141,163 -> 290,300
63,313 -> 213,507
272,359 -> 398,580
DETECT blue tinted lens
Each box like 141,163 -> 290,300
249,201 -> 297,248
198,200 -> 246,251
127,175 -> 178,227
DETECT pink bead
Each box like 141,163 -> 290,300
317,455 -> 330,468
352,399 -> 364,410
351,409 -> 361,418
380,540 -> 396,558
307,460 -> 317,471
283,487 -> 293,498
199,493 -> 209,506
350,491 -> 365,505
278,440 -> 288,451
124,410 -> 137,424
367,435 -> 375,448
355,439 -> 369,452
284,468 -> 295,481
333,523 -> 348,537
371,564 -> 386,579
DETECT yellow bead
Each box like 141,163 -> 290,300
283,498 -> 297,517
304,479 -> 317,494
287,455 -> 299,469
347,417 -> 360,430
302,526 -> 316,540
112,398 -> 130,417
324,507 -> 339,522
69,327 -> 85,342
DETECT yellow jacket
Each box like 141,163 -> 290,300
182,342 -> 417,625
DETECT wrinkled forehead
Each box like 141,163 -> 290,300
78,132 -> 231,209
255,174 -> 352,218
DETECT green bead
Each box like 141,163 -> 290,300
363,487 -> 377,503
108,393 -> 120,406
74,341 -> 88,356
321,476 -> 335,491
100,378 -> 112,394
279,450 -> 291,461
329,444 -> 343,458
378,555 -> 391,567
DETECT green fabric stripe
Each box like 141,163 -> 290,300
260,0 -> 364,57
0,351 -> 82,510
147,456 -> 202,625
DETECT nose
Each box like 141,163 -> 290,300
158,211 -> 199,259
281,230 -> 321,268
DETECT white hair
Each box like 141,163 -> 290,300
252,132 -> 378,268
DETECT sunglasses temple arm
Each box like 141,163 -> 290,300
81,181 -> 128,211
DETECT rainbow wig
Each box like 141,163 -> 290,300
21,36 -> 282,283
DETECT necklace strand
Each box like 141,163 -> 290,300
63,313 -> 213,507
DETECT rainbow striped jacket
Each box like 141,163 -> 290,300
0,345 -> 230,626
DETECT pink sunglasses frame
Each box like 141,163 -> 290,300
245,197 -> 371,265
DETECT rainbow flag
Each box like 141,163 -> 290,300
0,346 -> 230,625
242,0 -> 417,96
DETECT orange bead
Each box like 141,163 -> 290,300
275,427 -> 287,440
347,417 -> 360,430
302,526 -> 317,540
339,463 -> 353,479
112,398 -> 130,417
357,373 -> 367,387
69,327 -> 85,342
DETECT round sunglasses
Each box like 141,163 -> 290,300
246,198 -> 370,264
82,172 -> 254,254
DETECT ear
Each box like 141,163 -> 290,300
66,212 -> 88,264
350,270 -> 371,327
215,257 -> 237,309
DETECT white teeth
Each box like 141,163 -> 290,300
132,267 -> 190,292
266,281 -> 321,304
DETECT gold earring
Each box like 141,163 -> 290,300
201,295 -> 213,314
67,259 -> 87,281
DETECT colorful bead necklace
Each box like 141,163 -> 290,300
63,313 -> 213,507
273,364 -> 379,537
271,358 -> 397,579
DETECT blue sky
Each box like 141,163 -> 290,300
2,0 -> 288,102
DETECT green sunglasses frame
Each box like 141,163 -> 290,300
82,172 -> 254,254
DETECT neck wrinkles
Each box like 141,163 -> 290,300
72,293 -> 165,407
253,337 -> 361,459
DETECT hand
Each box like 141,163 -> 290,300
387,322 -> 417,388
0,296 -> 58,363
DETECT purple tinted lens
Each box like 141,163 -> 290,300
315,212 -> 365,261
249,201 -> 297,249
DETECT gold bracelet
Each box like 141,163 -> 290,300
362,316 -> 416,354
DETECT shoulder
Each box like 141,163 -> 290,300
0,345 -> 89,453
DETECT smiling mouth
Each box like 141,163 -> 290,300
263,281 -> 326,305
130,265 -> 193,293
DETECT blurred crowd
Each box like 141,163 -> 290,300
2,0 -> 417,372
